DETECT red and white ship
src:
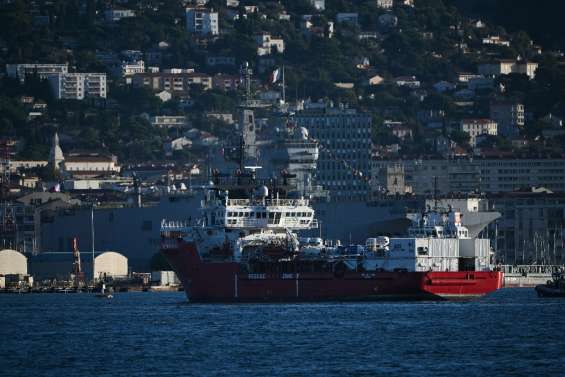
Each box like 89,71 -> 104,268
160,173 -> 503,302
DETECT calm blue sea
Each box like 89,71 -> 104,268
1,288 -> 564,377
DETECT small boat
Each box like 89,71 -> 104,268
95,283 -> 114,299
535,273 -> 565,297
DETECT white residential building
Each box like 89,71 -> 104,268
6,63 -> 68,83
48,73 -> 107,100
64,153 -> 120,174
459,119 -> 498,146
295,107 -> 372,201
478,60 -> 539,80
482,36 -> 510,47
186,7 -> 219,36
165,137 -> 193,156
376,0 -> 394,9
150,115 -> 190,129
457,72 -> 483,83
255,33 -> 285,56
120,60 -> 145,76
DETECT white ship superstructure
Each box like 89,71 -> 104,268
161,184 -> 319,262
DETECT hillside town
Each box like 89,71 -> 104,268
1,0 -> 565,284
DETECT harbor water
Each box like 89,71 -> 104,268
1,289 -> 564,377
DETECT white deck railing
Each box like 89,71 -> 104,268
227,198 -> 310,207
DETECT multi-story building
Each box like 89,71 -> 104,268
132,72 -> 212,93
255,33 -> 285,56
186,7 -> 219,36
490,101 -> 525,137
478,60 -> 539,80
482,36 -> 511,47
150,116 -> 190,129
376,0 -> 394,9
63,152 -> 120,176
6,63 -> 68,83
120,60 -> 145,77
212,73 -> 242,91
295,107 -> 372,201
371,157 -> 565,197
459,119 -> 498,146
47,73 -> 107,100
371,158 -> 480,197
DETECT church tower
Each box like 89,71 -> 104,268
48,132 -> 64,172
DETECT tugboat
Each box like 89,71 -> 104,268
535,273 -> 565,297
160,167 -> 504,302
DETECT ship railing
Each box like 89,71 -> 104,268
227,198 -> 310,207
225,218 -> 317,229
160,219 -> 192,231
500,264 -> 565,275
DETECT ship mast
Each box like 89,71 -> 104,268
281,65 -> 285,104
238,62 -> 258,168
91,204 -> 95,283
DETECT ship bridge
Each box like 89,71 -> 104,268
224,198 -> 317,230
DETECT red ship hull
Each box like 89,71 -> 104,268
163,242 -> 504,302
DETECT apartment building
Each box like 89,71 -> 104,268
478,60 -> 539,80
459,119 -> 498,146
47,73 -> 107,100
120,60 -> 145,77
6,63 -> 68,83
64,152 -> 120,175
255,33 -> 285,56
376,0 -> 394,9
186,7 -> 219,36
371,157 -> 565,197
132,72 -> 212,93
295,107 -> 372,201
150,116 -> 190,129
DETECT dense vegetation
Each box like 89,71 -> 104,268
1,0 -> 565,162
